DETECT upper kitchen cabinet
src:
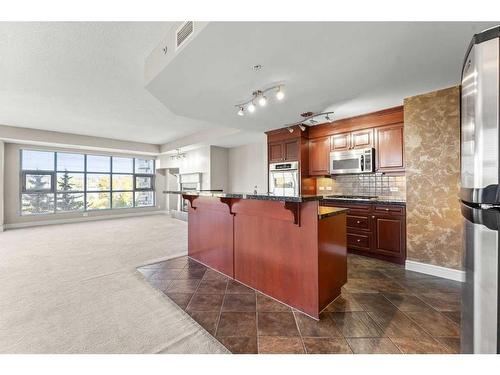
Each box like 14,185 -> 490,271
283,139 -> 299,161
375,123 -> 404,172
331,132 -> 350,151
351,129 -> 374,149
268,141 -> 284,163
331,129 -> 374,152
309,136 -> 330,176
268,139 -> 299,162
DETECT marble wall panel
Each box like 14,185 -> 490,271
404,86 -> 462,270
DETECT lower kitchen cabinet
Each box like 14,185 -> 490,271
321,201 -> 406,264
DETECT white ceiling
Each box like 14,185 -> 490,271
147,22 -> 497,135
0,22 -> 212,145
1,22 -> 497,150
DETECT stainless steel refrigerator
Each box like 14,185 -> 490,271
460,26 -> 500,354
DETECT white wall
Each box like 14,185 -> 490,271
209,146 -> 228,191
158,146 -> 211,189
0,141 -> 4,231
227,137 -> 268,193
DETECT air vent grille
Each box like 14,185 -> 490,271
176,21 -> 194,49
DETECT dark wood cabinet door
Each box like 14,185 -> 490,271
284,139 -> 299,161
373,215 -> 405,261
331,132 -> 351,151
375,123 -> 404,172
309,136 -> 331,176
268,141 -> 284,163
351,129 -> 374,149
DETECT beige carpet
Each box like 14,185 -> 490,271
0,215 -> 228,354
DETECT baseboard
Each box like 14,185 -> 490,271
4,210 -> 170,230
405,260 -> 465,282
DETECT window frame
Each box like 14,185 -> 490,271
19,149 -> 156,216
21,170 -> 55,193
134,174 -> 155,192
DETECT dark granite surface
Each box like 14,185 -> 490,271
322,196 -> 406,206
163,190 -> 324,203
318,206 -> 349,219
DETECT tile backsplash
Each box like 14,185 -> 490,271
316,174 -> 406,199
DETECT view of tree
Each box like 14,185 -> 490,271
21,175 -> 53,214
87,175 -> 111,210
57,171 -> 84,211
21,150 -> 155,215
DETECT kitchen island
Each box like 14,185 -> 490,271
164,191 -> 348,319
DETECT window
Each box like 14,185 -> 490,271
20,149 -> 155,215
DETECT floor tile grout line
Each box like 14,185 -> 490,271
290,309 -> 307,354
255,292 -> 259,354
213,279 -> 229,349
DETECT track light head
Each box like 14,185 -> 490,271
237,107 -> 245,116
276,87 -> 285,101
247,102 -> 256,113
258,95 -> 267,107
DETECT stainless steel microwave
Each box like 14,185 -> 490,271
330,148 -> 374,175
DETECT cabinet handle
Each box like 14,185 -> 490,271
356,220 -> 361,224
372,216 -> 375,219
357,239 -> 361,242
385,208 -> 390,211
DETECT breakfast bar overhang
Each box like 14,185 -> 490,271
165,191 -> 348,319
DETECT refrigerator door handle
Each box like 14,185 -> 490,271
480,204 -> 500,210
461,201 -> 500,231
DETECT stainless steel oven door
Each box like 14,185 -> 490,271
330,150 -> 363,174
269,170 -> 298,196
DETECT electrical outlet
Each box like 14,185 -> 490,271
83,212 -> 89,217
390,187 -> 399,192
325,186 -> 333,191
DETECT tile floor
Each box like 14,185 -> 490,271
137,254 -> 461,354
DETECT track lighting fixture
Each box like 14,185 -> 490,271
235,85 -> 284,116
276,86 -> 285,101
258,94 -> 267,107
170,148 -> 186,160
284,111 -> 335,128
247,102 -> 256,113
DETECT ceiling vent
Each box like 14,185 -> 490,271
176,21 -> 194,49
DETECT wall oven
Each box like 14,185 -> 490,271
269,161 -> 299,196
330,148 -> 374,175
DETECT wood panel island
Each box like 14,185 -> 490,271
164,191 -> 348,319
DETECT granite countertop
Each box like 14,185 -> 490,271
318,206 -> 349,219
322,196 -> 406,206
163,190 -> 324,203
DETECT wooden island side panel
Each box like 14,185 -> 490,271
318,213 -> 347,311
231,200 -> 320,317
188,197 -> 234,278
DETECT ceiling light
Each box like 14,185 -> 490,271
276,87 -> 285,101
284,111 -> 334,129
287,127 -> 294,133
234,84 -> 284,116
